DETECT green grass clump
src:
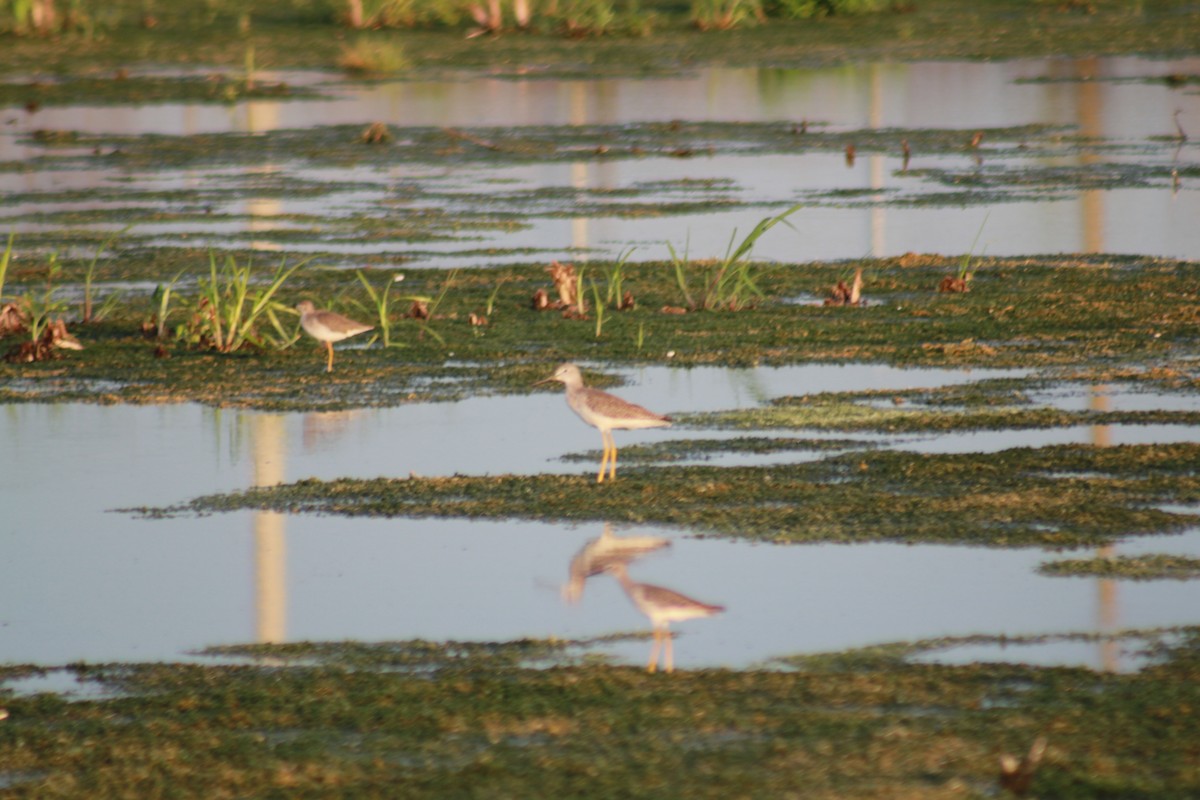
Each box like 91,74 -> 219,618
669,204 -> 800,311
338,37 -> 412,75
178,252 -> 305,354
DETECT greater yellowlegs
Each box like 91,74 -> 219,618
564,524 -> 670,605
607,562 -> 724,673
296,301 -> 373,373
535,363 -> 671,483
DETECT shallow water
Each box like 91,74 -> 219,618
3,364 -> 1198,672
2,58 -> 1198,267
3,56 -> 1199,675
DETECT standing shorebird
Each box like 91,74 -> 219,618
535,363 -> 671,483
607,562 -> 724,673
564,524 -> 671,605
296,300 -> 373,373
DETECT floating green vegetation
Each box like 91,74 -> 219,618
147,442 -> 1200,548
560,435 -> 877,464
1038,554 -> 1200,581
1015,72 -> 1200,89
687,374 -> 1200,433
687,397 -> 1200,433
1,627 -> 1198,798
0,73 -> 320,108
5,121 -> 1087,173
200,635 -> 633,670
776,627 -> 1185,671
907,161 -> 1200,195
0,119 -> 1186,249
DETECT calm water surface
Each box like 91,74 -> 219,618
3,365 -> 1199,673
2,58 -> 1198,264
3,59 -> 1199,676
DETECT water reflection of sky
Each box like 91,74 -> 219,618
3,364 -> 1198,672
3,58 -> 1199,675
1,58 -> 1197,264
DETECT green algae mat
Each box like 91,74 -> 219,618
3,2 -> 1200,796
2,629 -> 1198,798
155,441 -> 1200,548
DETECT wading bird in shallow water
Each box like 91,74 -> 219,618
535,363 -> 671,483
607,562 -> 724,673
296,300 -> 373,373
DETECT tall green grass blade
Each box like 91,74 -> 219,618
958,213 -> 990,280
356,269 -> 394,347
416,321 -> 446,346
0,232 -> 14,303
590,279 -> 605,338
204,251 -> 225,350
155,270 -> 185,340
606,246 -> 635,308
666,240 -> 695,310
264,306 -> 299,348
485,279 -> 506,316
707,203 -> 801,309
427,269 -> 458,317
82,225 -> 130,323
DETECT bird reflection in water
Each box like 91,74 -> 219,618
563,524 -> 724,673
563,523 -> 670,604
301,410 -> 360,453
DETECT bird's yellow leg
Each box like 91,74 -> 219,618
663,630 -> 674,673
646,628 -> 661,673
324,341 -> 335,373
608,434 -> 618,481
596,437 -> 609,483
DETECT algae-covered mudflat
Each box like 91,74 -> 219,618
1,628 -> 1198,798
2,0 -> 1200,796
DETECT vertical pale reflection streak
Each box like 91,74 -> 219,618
569,82 -> 590,259
1090,387 -> 1118,672
868,63 -> 887,257
244,98 -> 284,251
1074,57 -> 1117,671
252,413 -> 288,644
1076,58 -> 1105,255
243,97 -> 289,644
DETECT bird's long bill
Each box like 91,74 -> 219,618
532,376 -> 556,387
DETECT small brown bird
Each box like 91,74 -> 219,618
296,300 -> 373,373
535,363 -> 671,484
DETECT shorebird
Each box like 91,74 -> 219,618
564,524 -> 670,605
296,300 -> 373,373
607,562 -> 724,673
535,363 -> 671,483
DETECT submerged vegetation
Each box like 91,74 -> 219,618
2,2 -> 1199,796
1039,554 -> 1200,581
0,627 -> 1197,798
151,441 -> 1200,548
